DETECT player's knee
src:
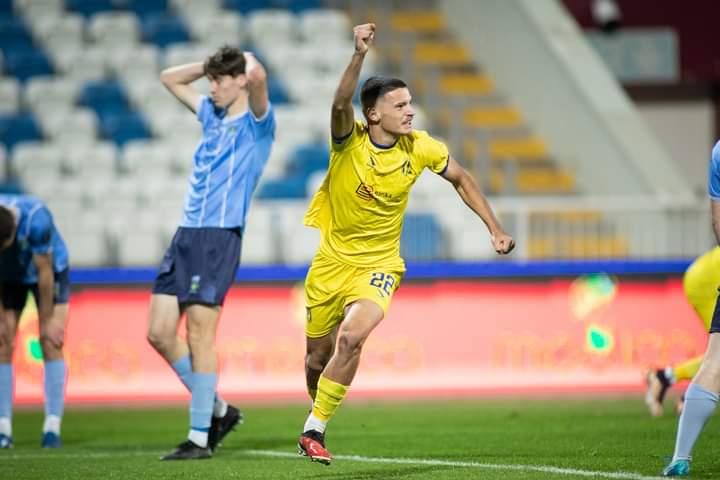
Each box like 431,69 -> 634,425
39,332 -> 63,351
146,327 -> 171,352
0,330 -> 14,356
337,330 -> 365,356
306,348 -> 332,371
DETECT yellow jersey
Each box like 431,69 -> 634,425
304,121 -> 449,270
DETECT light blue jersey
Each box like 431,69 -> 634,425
708,140 -> 720,200
181,96 -> 276,228
0,194 -> 68,284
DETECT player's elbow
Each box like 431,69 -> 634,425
246,66 -> 267,86
159,69 -> 175,87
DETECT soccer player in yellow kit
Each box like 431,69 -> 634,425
296,23 -> 515,465
645,246 -> 720,416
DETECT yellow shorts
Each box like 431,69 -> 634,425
304,253 -> 404,338
683,246 -> 720,331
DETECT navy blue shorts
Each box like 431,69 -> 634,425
1,268 -> 70,313
710,294 -> 720,334
152,227 -> 242,306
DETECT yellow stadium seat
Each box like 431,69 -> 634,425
489,137 -> 548,159
515,170 -> 575,193
528,235 -> 629,259
415,43 -> 471,66
391,11 -> 446,33
464,107 -> 522,128
439,74 -> 495,95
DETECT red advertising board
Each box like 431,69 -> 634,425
13,275 -> 706,403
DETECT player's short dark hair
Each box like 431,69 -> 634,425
204,45 -> 246,79
0,206 -> 14,246
360,76 -> 408,119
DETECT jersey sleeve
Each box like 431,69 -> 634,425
196,95 -> 215,128
709,141 -> 720,200
249,102 -> 276,139
28,206 -> 54,256
330,120 -> 364,153
418,132 -> 450,174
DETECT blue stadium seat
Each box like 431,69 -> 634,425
287,145 -> 328,178
141,14 -> 190,48
100,112 -> 151,146
401,213 -> 443,261
65,0 -> 116,17
0,114 -> 42,151
0,15 -> 34,56
0,0 -> 11,13
256,176 -> 306,199
223,0 -> 273,14
267,77 -> 289,105
278,0 -> 321,13
78,81 -> 130,121
123,0 -> 168,21
4,50 -> 53,82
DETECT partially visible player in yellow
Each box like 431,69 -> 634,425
645,246 -> 720,416
296,23 -> 515,465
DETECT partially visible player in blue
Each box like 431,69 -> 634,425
0,195 -> 69,449
147,45 -> 274,461
663,140 -> 720,477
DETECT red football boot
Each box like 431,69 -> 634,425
298,430 -> 332,465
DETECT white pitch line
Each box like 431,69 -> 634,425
3,448 -> 666,480
244,449 -> 666,480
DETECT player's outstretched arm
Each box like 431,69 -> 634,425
159,62 -> 205,113
244,52 -> 269,119
331,23 -> 375,139
441,156 -> 515,254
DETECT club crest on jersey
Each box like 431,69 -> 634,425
401,158 -> 414,176
189,275 -> 201,294
356,183 -> 375,201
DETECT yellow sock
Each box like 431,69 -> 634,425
312,375 -> 349,422
674,356 -> 703,381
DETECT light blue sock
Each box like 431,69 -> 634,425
190,372 -> 216,435
0,363 -> 12,420
43,360 -> 66,418
172,355 -> 225,416
171,355 -> 193,391
673,383 -> 719,461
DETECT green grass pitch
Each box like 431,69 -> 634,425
5,396 -> 719,479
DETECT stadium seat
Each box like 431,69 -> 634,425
400,213 -> 443,261
0,113 -> 42,151
65,0 -> 116,17
78,80 -> 130,120
0,144 -> 6,179
124,0 -> 169,20
277,0 -> 321,13
0,15 -> 34,55
32,14 -> 85,57
63,141 -> 117,178
184,11 -> 246,47
51,46 -> 108,81
107,44 -> 159,80
247,9 -> 296,47
141,14 -> 191,48
298,9 -> 350,43
62,221 -> 110,266
14,0 -> 64,21
100,112 -> 152,146
276,201 -> 318,264
88,12 -> 141,46
286,144 -> 328,178
256,175 -> 306,199
0,0 -> 10,12
11,141 -> 61,180
121,140 -> 174,176
266,76 -> 290,104
24,76 -> 80,113
39,108 -> 98,142
224,0 -> 272,14
171,0 -> 222,15
0,77 -> 19,113
162,43 -> 217,70
241,201 -> 276,264
4,49 -> 53,82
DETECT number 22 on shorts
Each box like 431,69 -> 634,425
369,272 -> 395,297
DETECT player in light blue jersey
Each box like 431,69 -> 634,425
147,46 -> 275,461
663,140 -> 720,476
0,195 -> 70,449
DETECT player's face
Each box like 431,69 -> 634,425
374,88 -> 415,136
208,74 -> 247,109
